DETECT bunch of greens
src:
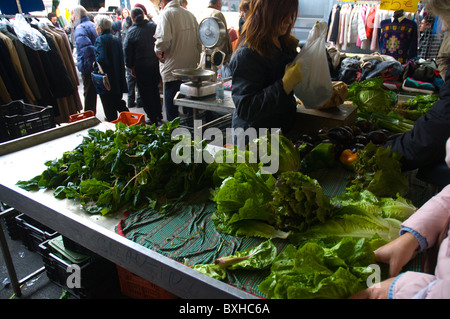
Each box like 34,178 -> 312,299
16,120 -> 213,215
347,77 -> 397,114
346,142 -> 408,198
254,133 -> 301,175
258,236 -> 387,299
394,94 -> 439,121
290,190 -> 415,243
211,165 -> 334,239
192,240 -> 277,280
270,171 -> 335,232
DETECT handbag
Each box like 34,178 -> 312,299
91,61 -> 111,94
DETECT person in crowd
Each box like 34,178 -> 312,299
48,12 -> 63,30
120,8 -> 132,41
417,14 -> 442,60
203,0 -> 233,64
385,0 -> 450,186
93,14 -> 129,122
154,0 -> 202,121
72,5 -> 98,114
351,137 -> 450,299
112,8 -> 123,39
437,21 -> 450,80
180,0 -> 188,9
238,0 -> 250,35
229,0 -> 302,146
124,7 -> 162,125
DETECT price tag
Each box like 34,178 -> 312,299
379,0 -> 420,13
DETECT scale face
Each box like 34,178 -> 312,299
199,17 -> 225,48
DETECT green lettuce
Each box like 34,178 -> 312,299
347,77 -> 397,114
259,236 -> 386,299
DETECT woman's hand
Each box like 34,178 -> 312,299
375,232 -> 419,277
349,277 -> 395,299
282,62 -> 302,94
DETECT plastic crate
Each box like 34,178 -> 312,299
38,237 -> 122,299
0,100 -> 55,142
15,213 -> 58,252
68,110 -> 95,123
2,208 -> 21,240
110,112 -> 145,126
116,265 -> 178,299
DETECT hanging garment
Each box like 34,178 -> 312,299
378,16 -> 418,63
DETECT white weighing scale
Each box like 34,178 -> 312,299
173,17 -> 227,98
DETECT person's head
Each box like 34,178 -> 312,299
122,8 -> 130,19
180,0 -> 188,9
239,0 -> 298,57
239,0 -> 250,21
115,8 -> 123,18
209,0 -> 222,10
94,14 -> 112,35
159,0 -> 172,10
48,12 -> 58,24
131,7 -> 145,24
424,0 -> 450,30
420,15 -> 434,32
71,5 -> 88,22
134,3 -> 148,16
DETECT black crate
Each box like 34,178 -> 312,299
15,213 -> 58,252
0,100 -> 55,142
2,208 -> 21,240
62,235 -> 92,255
38,239 -> 122,299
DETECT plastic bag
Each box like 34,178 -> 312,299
293,21 -> 332,109
13,14 -> 50,52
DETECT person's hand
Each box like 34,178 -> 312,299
375,232 -> 419,277
349,277 -> 395,299
282,62 -> 302,94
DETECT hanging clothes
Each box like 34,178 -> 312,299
0,16 -> 82,123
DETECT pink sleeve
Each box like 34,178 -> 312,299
402,185 -> 450,250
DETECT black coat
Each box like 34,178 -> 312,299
94,30 -> 128,95
229,43 -> 297,134
123,19 -> 159,68
386,68 -> 450,172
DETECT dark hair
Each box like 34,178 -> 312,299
47,12 -> 57,19
131,7 -> 145,24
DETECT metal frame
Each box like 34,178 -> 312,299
0,118 -> 256,299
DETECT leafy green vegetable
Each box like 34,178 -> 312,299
214,240 -> 277,270
346,142 -> 408,198
259,236 -> 387,299
16,119 -> 213,215
270,171 -> 335,232
290,190 -> 415,243
254,133 -> 301,175
394,94 -> 439,121
192,240 -> 277,280
347,77 -> 397,114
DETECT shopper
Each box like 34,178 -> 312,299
72,5 -> 98,114
154,0 -> 202,121
238,0 -> 250,35
417,14 -> 442,60
123,7 -> 162,125
229,0 -> 302,146
93,14 -> 129,122
385,0 -> 450,185
351,137 -> 450,299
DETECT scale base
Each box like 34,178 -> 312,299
179,81 -> 219,98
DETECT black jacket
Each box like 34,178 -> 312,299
123,19 -> 158,68
386,68 -> 450,172
229,43 -> 297,134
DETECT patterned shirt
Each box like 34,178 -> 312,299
378,16 -> 418,63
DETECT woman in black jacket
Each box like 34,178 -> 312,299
229,0 -> 302,146
123,7 -> 162,125
93,14 -> 129,122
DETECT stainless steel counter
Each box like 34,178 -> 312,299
0,117 -> 255,299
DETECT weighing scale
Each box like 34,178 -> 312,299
173,17 -> 227,98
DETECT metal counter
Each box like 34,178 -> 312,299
0,117 -> 255,299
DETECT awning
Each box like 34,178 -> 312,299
0,0 -> 45,15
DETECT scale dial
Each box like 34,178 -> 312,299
199,17 -> 226,48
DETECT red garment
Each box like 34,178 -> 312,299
365,7 -> 376,40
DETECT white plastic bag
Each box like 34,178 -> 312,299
13,14 -> 50,52
293,21 -> 333,109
